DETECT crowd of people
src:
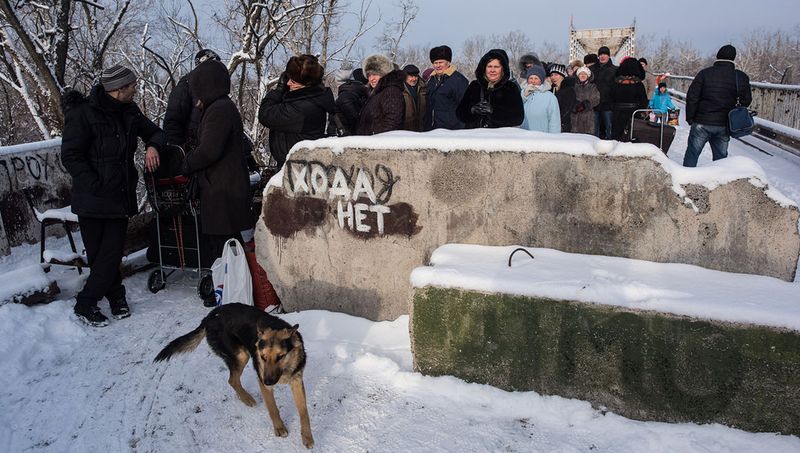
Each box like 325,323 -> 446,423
59,42 -> 752,326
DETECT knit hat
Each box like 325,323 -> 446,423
598,46 -> 611,56
525,65 -> 546,83
576,66 -> 592,78
716,44 -> 736,61
352,68 -> 367,84
286,54 -> 324,86
658,81 -> 667,89
363,54 -> 394,77
194,49 -> 221,66
403,64 -> 420,75
429,45 -> 453,63
101,65 -> 137,92
547,63 -> 568,78
584,53 -> 599,65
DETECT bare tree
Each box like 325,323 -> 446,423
380,0 -> 418,63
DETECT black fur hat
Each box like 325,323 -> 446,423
429,45 -> 453,63
584,53 -> 599,65
518,53 -> 541,74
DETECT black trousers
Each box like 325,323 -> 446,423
76,217 -> 128,309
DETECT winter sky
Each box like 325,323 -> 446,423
188,0 -> 796,59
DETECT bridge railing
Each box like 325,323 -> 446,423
668,75 -> 800,130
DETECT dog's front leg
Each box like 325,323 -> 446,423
258,382 -> 288,437
290,376 -> 314,449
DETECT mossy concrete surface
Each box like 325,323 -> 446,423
411,287 -> 800,435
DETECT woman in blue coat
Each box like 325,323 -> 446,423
520,66 -> 561,133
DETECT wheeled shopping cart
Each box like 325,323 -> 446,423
144,172 -> 215,304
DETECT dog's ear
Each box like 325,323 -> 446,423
289,324 -> 299,336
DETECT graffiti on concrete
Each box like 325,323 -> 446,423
0,152 -> 67,192
265,160 -> 420,238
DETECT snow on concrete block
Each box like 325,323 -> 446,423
256,129 -> 800,322
410,244 -> 800,435
0,264 -> 60,306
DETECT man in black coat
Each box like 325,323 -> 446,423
683,45 -> 752,167
332,68 -> 369,136
591,46 -> 617,139
163,49 -> 220,151
183,60 -> 251,272
425,45 -> 469,130
258,54 -> 336,166
61,64 -> 164,326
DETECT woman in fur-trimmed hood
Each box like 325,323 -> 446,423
356,54 -> 405,135
456,49 -> 524,129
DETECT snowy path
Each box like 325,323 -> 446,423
1,121 -> 800,452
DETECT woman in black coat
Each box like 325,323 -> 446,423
356,54 -> 405,135
611,57 -> 649,141
183,60 -> 251,258
259,55 -> 336,167
456,49 -> 524,129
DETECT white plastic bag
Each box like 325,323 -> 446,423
210,239 -> 253,306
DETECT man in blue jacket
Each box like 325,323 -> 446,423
683,45 -> 752,167
425,45 -> 469,130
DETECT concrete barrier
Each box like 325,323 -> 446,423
0,139 -> 72,255
409,244 -> 800,434
255,130 -> 800,321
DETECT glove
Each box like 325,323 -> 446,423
524,84 -> 536,97
470,101 -> 493,117
277,71 -> 290,90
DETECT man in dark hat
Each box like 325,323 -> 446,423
401,64 -> 427,131
61,64 -> 164,326
683,44 -> 752,167
163,49 -> 222,153
591,46 -> 617,139
425,45 -> 469,130
638,57 -> 657,100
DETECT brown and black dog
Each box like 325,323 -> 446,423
154,303 -> 314,448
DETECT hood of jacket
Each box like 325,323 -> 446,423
190,60 -> 231,107
475,49 -> 511,87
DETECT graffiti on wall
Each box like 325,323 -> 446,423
264,160 -> 420,238
0,151 -> 67,192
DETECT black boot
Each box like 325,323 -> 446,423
108,295 -> 131,320
74,303 -> 109,327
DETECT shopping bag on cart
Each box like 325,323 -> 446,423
210,239 -> 253,306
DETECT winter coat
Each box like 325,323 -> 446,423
571,78 -> 601,134
333,80 -> 369,135
686,60 -> 752,127
551,77 -> 577,132
425,65 -> 469,130
611,59 -> 649,141
591,60 -> 617,111
61,85 -> 164,218
521,82 -> 561,133
184,61 -> 251,236
402,79 -> 428,132
643,71 -> 657,100
259,83 -> 336,167
356,69 -> 406,135
649,89 -> 676,114
456,49 -> 524,129
163,72 -> 201,148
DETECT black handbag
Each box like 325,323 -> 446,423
728,72 -> 754,138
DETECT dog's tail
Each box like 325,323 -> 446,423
153,322 -> 207,363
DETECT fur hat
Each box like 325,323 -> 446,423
584,53 -> 599,65
576,66 -> 592,79
570,59 -> 583,69
194,49 -> 221,66
525,65 -> 546,83
547,63 -> 568,78
518,53 -> 542,75
286,54 -> 324,86
363,54 -> 394,78
598,46 -> 611,56
429,45 -> 453,63
101,64 -> 136,92
716,44 -> 737,61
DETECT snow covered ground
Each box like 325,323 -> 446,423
2,119 -> 800,452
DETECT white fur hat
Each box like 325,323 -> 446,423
576,66 -> 592,78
